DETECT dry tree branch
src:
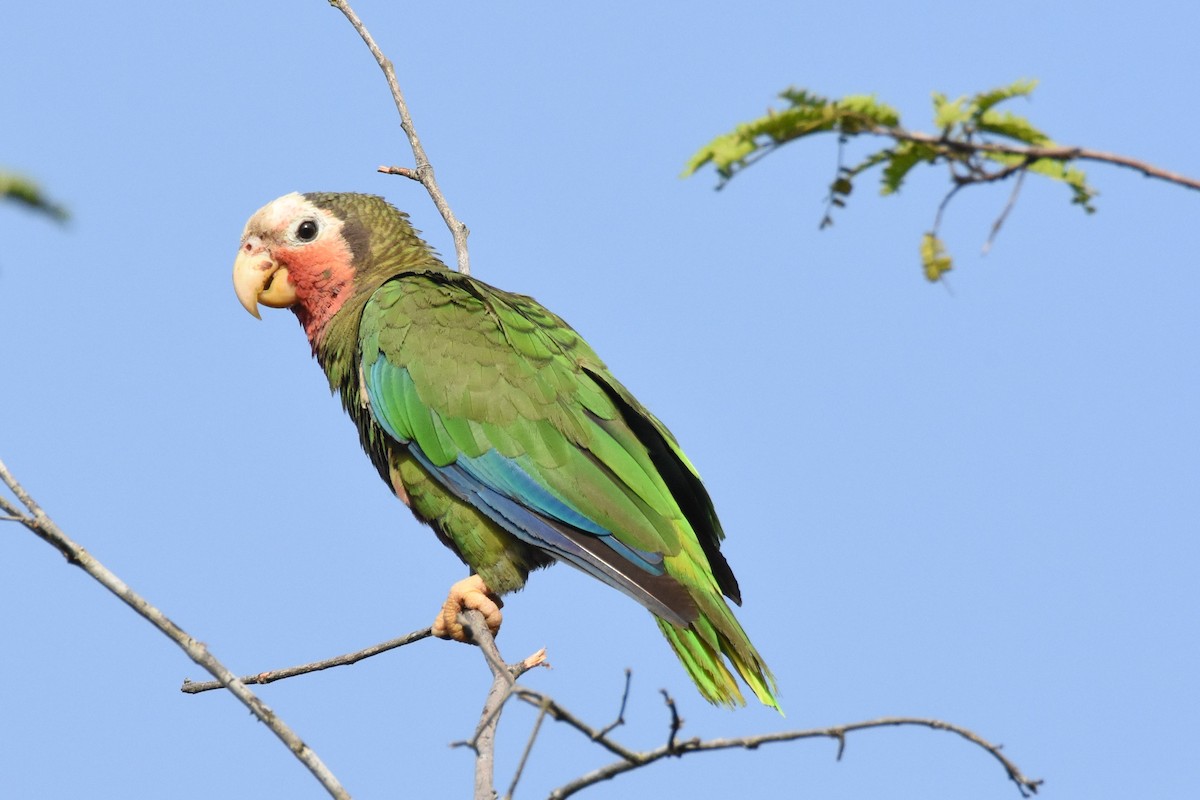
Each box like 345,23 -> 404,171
180,626 -> 433,694
327,0 -> 472,274
504,694 -> 550,800
0,458 -> 351,800
594,668 -> 632,740
508,688 -> 1043,800
449,610 -> 549,800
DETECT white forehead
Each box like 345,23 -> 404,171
241,192 -> 340,240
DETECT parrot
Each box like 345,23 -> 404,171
232,192 -> 778,710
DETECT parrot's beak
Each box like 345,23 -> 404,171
233,240 -> 297,319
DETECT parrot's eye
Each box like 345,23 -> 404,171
295,219 -> 319,242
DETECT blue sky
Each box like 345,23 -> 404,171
3,1 -> 1198,798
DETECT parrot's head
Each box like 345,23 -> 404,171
235,192 -> 440,342
233,192 -> 364,339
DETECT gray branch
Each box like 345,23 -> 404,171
508,688 -> 1043,800
328,0 -> 472,274
0,458 -> 352,800
180,626 -> 433,694
450,610 -> 548,800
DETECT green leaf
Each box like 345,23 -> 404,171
920,232 -> 953,281
881,141 -> 940,195
1026,158 -> 1098,212
0,171 -> 68,222
984,152 -> 1098,213
843,148 -> 892,180
933,92 -> 971,131
978,109 -> 1051,146
683,88 -> 899,181
682,132 -> 758,178
779,87 -> 830,109
972,79 -> 1038,116
836,94 -> 900,128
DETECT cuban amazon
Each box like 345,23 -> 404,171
233,192 -> 778,709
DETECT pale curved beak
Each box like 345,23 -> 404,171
233,240 -> 297,319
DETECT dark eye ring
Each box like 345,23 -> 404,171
296,219 -> 319,242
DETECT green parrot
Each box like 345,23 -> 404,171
233,192 -> 778,710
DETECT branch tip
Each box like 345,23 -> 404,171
330,0 -> 471,274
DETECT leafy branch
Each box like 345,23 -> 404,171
685,79 -> 1199,281
0,171 -> 68,222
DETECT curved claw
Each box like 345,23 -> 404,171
432,575 -> 504,642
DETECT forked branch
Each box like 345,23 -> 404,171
511,687 -> 1043,799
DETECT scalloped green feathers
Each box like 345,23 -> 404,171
309,194 -> 778,710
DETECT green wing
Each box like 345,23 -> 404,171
360,269 -> 778,709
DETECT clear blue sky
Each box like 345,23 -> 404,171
3,2 -> 1197,798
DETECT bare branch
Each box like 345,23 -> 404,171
450,610 -> 549,800
1,493 -> 24,518
594,668 -> 632,741
328,0 -> 472,274
180,626 -> 433,694
0,458 -> 351,800
511,688 -> 1043,800
659,689 -> 683,753
511,690 -> 641,763
932,181 -> 968,237
984,167 -> 1029,255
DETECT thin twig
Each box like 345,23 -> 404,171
181,627 -> 433,694
0,458 -> 351,800
503,695 -> 550,800
660,689 -> 683,753
983,167 -> 1028,255
594,669 -> 632,740
931,180 -> 967,236
511,689 -> 641,763
819,134 -> 850,229
328,0 -> 472,274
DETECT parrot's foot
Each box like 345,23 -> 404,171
432,574 -> 504,642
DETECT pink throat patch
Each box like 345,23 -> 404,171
278,235 -> 357,347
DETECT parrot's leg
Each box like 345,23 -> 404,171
432,574 -> 504,642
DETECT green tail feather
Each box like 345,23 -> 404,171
657,613 -> 781,713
